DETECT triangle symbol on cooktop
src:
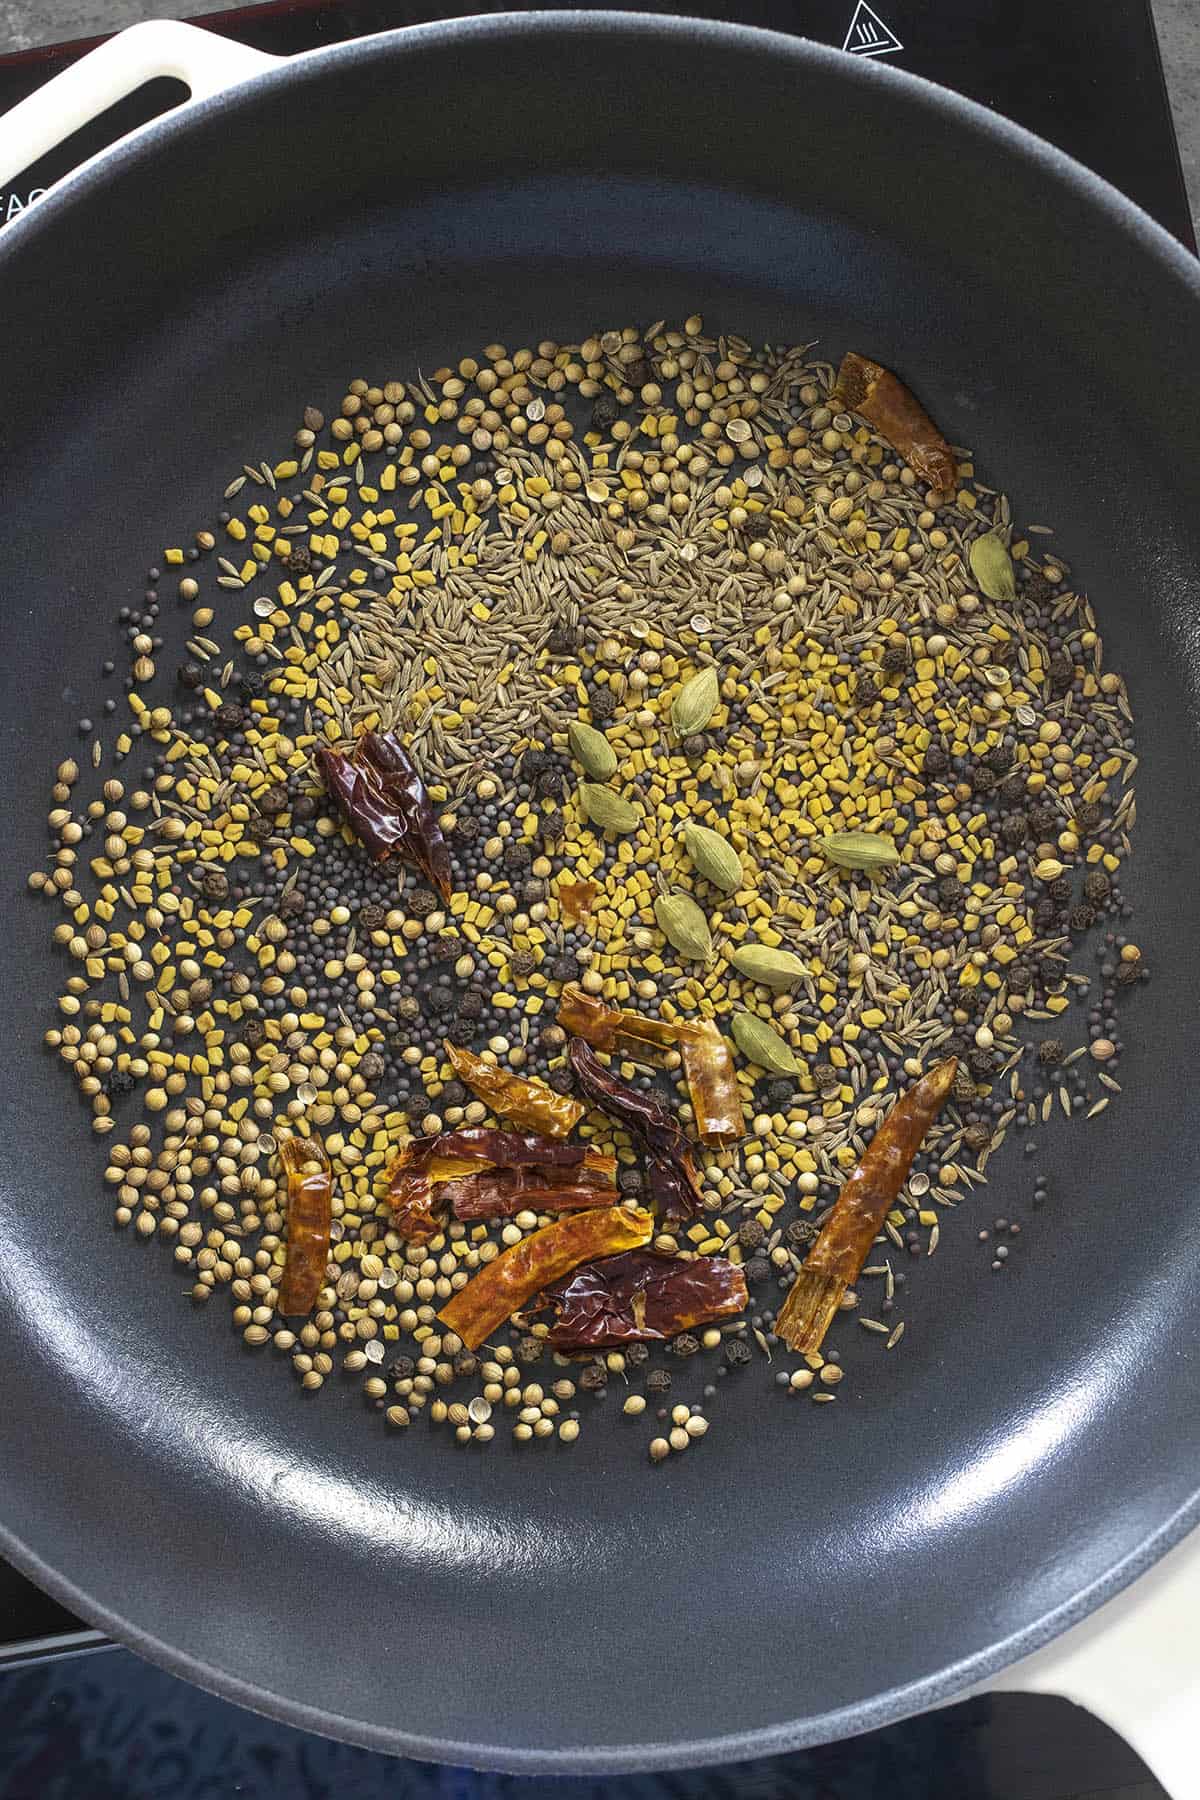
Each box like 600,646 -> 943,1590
842,1 -> 903,58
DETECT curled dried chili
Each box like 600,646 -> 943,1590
316,728 -> 452,901
386,1126 -> 605,1243
443,1041 -> 584,1137
443,1162 -> 616,1222
557,877 -> 599,924
535,1249 -> 747,1349
438,1204 -> 653,1350
833,353 -> 957,493
277,1135 -> 333,1316
558,985 -> 744,1146
775,1058 -> 957,1356
567,1038 -> 705,1221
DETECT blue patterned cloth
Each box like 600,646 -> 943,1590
0,1652 -> 1156,1799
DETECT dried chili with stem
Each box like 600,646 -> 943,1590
277,1135 -> 333,1317
558,984 -> 743,1146
316,728 -> 452,901
535,1250 -> 747,1349
443,1041 -> 584,1137
833,353 -> 958,494
775,1058 -> 957,1357
567,1037 -> 705,1221
438,1204 -> 653,1350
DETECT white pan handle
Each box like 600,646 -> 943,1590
0,19 -> 280,191
984,1522 -> 1200,1799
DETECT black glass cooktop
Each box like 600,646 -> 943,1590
0,0 -> 1190,1666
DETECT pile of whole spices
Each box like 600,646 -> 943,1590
27,317 -> 1145,1460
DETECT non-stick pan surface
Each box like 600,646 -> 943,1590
2,13 -> 1200,1772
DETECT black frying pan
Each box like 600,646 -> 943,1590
1,10 -> 1199,1778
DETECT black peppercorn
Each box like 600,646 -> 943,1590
618,1167 -> 645,1196
1033,899 -> 1061,931
394,996 -> 421,1023
1001,812 -> 1029,846
453,1351 -> 478,1378
549,955 -> 577,983
536,767 -> 562,799
1028,804 -> 1059,839
952,1070 -> 977,1106
785,1219 -> 818,1248
881,637 -> 909,674
1047,654 -> 1074,696
177,661 -> 203,689
813,1062 -> 838,1090
457,991 -> 484,1022
578,1361 -> 607,1391
744,1256 -> 771,1284
200,870 -> 228,900
257,783 -> 289,814
855,672 -> 880,706
743,514 -> 772,540
215,702 -> 244,730
106,1069 -> 136,1098
766,1078 -> 794,1108
286,544 -> 312,574
738,1219 -> 766,1249
923,743 -> 949,776
1075,801 -> 1102,833
590,393 -> 620,431
390,1356 -> 415,1381
509,949 -> 536,979
1023,569 -> 1056,607
278,888 -> 304,918
937,877 -> 966,910
548,1068 -> 575,1095
505,837 -> 534,868
624,1341 -> 649,1367
998,772 -> 1028,806
238,669 -> 265,700
1006,960 -> 1034,991
1068,904 -> 1095,932
1037,1038 -> 1065,1066
970,765 -> 997,797
984,743 -> 1013,774
1083,869 -> 1111,906
968,1047 -> 996,1079
1049,876 -> 1073,904
429,937 -> 460,964
245,817 -> 273,844
407,888 -> 439,918
291,794 -> 317,822
546,623 -> 579,655
358,903 -> 387,930
723,1337 -> 753,1368
242,1019 -> 267,1050
623,357 -> 651,390
671,1333 -> 699,1358
681,734 -> 707,759
645,1368 -> 672,1396
515,1335 -> 544,1366
589,687 -> 616,721
1116,958 -> 1142,986
962,1123 -> 992,1153
359,1052 -> 385,1083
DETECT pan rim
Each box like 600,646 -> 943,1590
2,7 -> 1200,1771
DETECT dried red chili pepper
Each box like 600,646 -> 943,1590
443,1041 -> 584,1137
557,878 -> 599,924
775,1058 -> 957,1356
558,986 -> 744,1146
833,353 -> 958,493
438,1204 -> 653,1350
535,1249 -> 747,1348
386,1126 -> 604,1243
277,1135 -> 333,1316
443,1161 -> 616,1222
316,728 -> 452,901
567,1038 -> 704,1221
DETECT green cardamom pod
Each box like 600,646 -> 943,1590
969,530 -> 1017,603
728,944 -> 807,989
568,719 -> 617,781
671,666 -> 720,737
654,890 -> 713,962
731,1011 -> 804,1075
818,830 -> 900,873
578,783 -> 641,835
681,821 -> 743,894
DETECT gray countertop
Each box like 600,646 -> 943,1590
2,0 -> 1198,233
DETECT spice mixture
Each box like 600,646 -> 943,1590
28,318 -> 1144,1460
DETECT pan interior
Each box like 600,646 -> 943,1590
1,16 -> 1199,1771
